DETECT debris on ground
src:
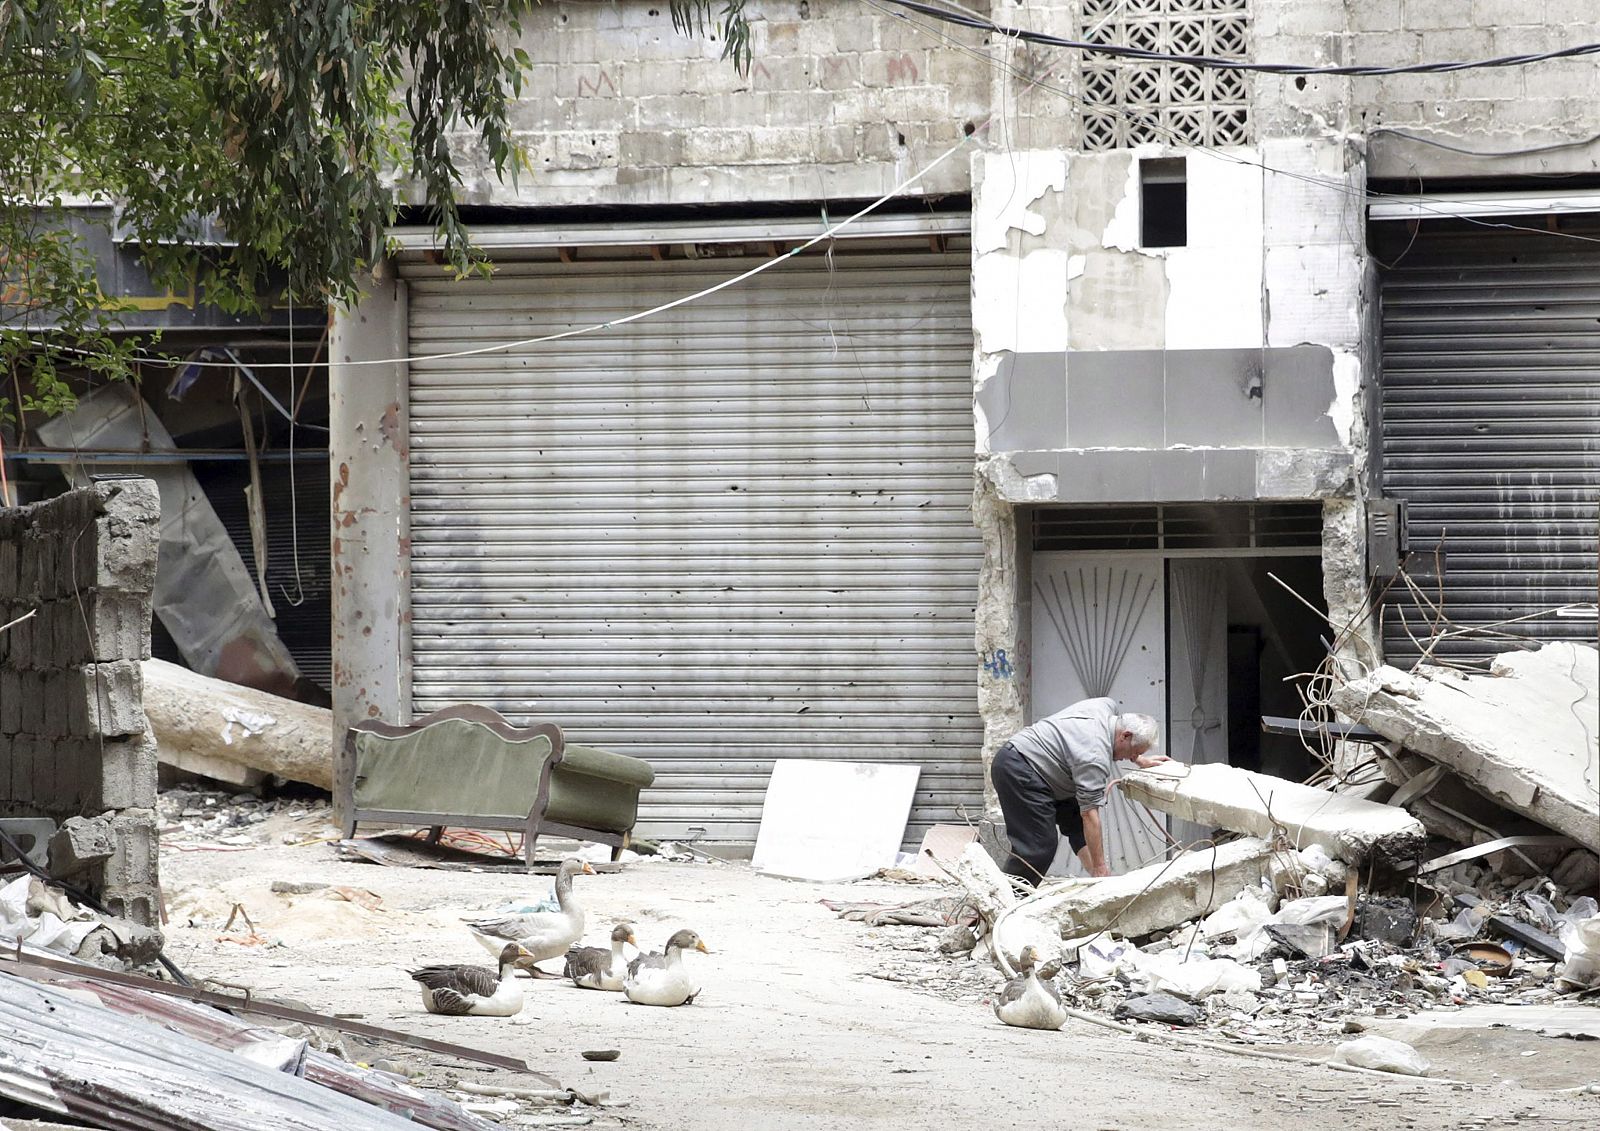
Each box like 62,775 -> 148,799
832,642 -> 1600,1060
0,874 -> 162,968
0,950 -> 512,1130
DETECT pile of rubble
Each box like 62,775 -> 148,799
159,785 -> 332,847
855,641 -> 1600,1061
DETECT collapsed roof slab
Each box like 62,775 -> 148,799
1120,762 -> 1428,866
1331,643 -> 1600,854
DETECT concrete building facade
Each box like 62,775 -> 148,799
332,1 -> 1600,856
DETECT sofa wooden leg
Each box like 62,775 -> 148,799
611,832 -> 629,862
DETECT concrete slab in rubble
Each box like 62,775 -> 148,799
1331,643 -> 1600,854
1018,837 -> 1276,943
1120,761 -> 1428,865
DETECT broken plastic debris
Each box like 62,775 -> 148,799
1114,992 -> 1205,1026
1557,909 -> 1600,992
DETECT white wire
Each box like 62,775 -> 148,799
54,126 -> 983,374
26,11 -> 1600,377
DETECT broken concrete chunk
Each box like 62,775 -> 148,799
48,815 -> 117,879
1120,761 -> 1427,865
1330,643 -> 1599,853
1553,849 -> 1599,895
1353,897 -> 1418,948
74,916 -> 166,968
1115,993 -> 1205,1026
1012,838 -> 1274,944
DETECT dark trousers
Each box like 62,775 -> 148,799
991,742 -> 1086,880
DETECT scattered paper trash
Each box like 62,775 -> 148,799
0,875 -> 100,955
1142,953 -> 1262,1000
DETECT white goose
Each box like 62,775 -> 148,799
466,858 -> 595,978
993,945 -> 1067,1031
622,929 -> 710,1007
409,943 -> 532,1017
564,923 -> 637,991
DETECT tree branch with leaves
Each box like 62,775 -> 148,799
0,0 -> 749,421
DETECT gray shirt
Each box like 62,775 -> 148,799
1007,697 -> 1116,810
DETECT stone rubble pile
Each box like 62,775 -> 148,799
158,786 -> 330,846
858,855 -> 1599,1044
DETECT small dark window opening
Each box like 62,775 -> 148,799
1140,158 -> 1187,248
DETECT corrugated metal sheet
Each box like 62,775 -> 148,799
402,247 -> 984,843
1379,243 -> 1600,664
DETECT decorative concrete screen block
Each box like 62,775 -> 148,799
1079,0 -> 1251,151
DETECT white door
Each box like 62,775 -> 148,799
1029,555 -> 1167,874
1166,559 -> 1230,847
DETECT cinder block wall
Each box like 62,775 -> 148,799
0,479 -> 161,926
439,0 -> 988,207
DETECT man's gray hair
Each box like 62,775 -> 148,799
1117,713 -> 1160,752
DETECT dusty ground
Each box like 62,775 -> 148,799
156,804 -> 1600,1131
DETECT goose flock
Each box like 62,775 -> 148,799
408,857 -> 712,1017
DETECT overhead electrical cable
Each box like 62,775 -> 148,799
19,7 -> 1600,377
877,0 -> 1600,76
868,0 -> 1600,251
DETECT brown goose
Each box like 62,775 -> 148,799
622,928 -> 710,1007
410,943 -> 532,1017
564,923 -> 637,991
993,945 -> 1067,1030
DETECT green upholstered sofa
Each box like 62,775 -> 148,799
338,705 -> 654,868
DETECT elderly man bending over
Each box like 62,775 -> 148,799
991,696 -> 1165,881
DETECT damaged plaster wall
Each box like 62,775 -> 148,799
967,0 -> 1374,784
328,271 -> 412,798
0,481 -> 161,926
971,138 -> 1366,497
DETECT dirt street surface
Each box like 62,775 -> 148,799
158,806 -> 1600,1131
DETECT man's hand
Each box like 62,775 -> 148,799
1134,752 -> 1170,769
1090,863 -> 1112,878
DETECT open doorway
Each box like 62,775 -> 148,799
1023,504 -> 1329,872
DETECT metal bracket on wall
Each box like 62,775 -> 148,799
1366,498 -> 1407,578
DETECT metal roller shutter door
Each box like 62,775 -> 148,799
1380,242 -> 1600,665
403,248 -> 984,843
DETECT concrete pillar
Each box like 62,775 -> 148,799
329,266 -> 411,823
972,463 -> 1025,822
